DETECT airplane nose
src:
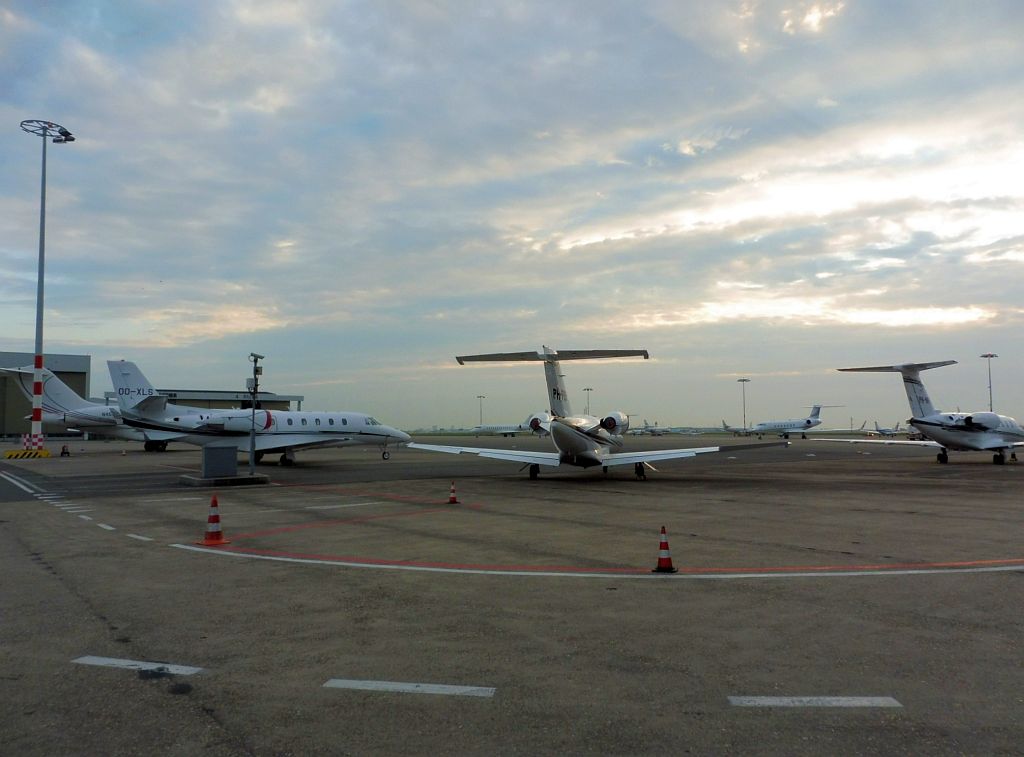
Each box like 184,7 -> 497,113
393,428 -> 412,443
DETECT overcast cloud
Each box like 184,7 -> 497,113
2,1 -> 1022,429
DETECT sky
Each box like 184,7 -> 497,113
2,1 -> 1022,430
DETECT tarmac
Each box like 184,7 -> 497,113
1,434 -> 1021,755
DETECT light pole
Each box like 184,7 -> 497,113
476,395 -> 486,426
19,120 -> 75,454
737,378 -> 751,430
248,353 -> 264,475
980,353 -> 998,411
583,386 -> 593,415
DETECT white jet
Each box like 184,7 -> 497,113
722,419 -> 754,436
822,361 -> 1024,464
871,420 -> 902,437
0,365 -> 154,447
749,404 -> 840,439
407,346 -> 785,479
472,416 -> 536,437
107,360 -> 410,465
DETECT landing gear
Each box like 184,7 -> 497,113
993,452 -> 1006,465
253,451 -> 265,464
634,462 -> 647,480
529,464 -> 540,480
936,450 -> 948,464
143,440 -> 168,452
782,433 -> 790,439
382,450 -> 391,460
279,450 -> 296,466
602,466 -> 609,476
801,433 -> 807,439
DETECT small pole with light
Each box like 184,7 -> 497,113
737,378 -> 751,430
476,395 -> 486,426
980,353 -> 998,411
248,353 -> 264,475
583,386 -> 593,416
19,120 -> 75,453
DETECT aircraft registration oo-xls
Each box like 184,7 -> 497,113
407,346 -> 787,479
818,360 -> 1024,464
107,360 -> 410,466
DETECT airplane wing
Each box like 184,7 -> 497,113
815,438 -> 941,448
601,441 -> 788,466
407,442 -> 562,466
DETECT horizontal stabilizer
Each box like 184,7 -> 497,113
457,348 -> 648,364
838,361 -> 956,374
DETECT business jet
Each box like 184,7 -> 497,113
472,417 -> 535,437
108,360 -> 410,465
872,421 -> 902,437
722,420 -> 753,436
628,419 -> 670,436
822,361 -> 1024,464
749,404 -> 840,439
0,365 -> 153,447
407,346 -> 785,479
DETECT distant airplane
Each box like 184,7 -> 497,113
0,365 -> 154,447
107,360 -> 410,465
821,361 -> 1024,464
872,420 -> 902,437
472,416 -> 537,437
722,419 -> 754,436
628,419 -> 671,436
408,346 -> 785,479
750,404 -> 839,439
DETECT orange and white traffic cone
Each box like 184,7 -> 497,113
196,494 -> 230,546
448,481 -> 459,504
652,526 -> 677,573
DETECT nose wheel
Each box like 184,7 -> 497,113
634,462 -> 647,480
382,450 -> 391,460
936,450 -> 948,464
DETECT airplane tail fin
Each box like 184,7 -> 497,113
0,366 -> 92,412
107,360 -> 168,414
838,361 -> 956,418
808,404 -> 822,419
455,346 -> 648,418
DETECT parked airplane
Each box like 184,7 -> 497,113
472,417 -> 536,437
750,404 -> 838,439
407,346 -> 785,479
822,361 -> 1024,464
872,420 -> 902,437
107,360 -> 410,465
628,419 -> 670,436
0,365 -> 155,447
722,420 -> 753,436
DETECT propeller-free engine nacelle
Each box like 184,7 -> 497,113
202,410 -> 272,433
600,411 -> 629,434
42,406 -> 120,427
963,412 -> 1001,431
528,412 -> 552,436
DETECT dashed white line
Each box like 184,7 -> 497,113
323,678 -> 495,698
78,515 -> 93,521
226,500 -> 389,516
0,472 -> 41,494
72,656 -> 204,675
64,508 -> 94,513
728,696 -> 902,708
127,534 -> 154,542
96,523 -> 116,531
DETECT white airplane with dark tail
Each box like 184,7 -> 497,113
823,360 -> 1024,464
108,360 -> 410,465
408,346 -> 785,479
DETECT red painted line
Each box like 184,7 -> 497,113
674,557 -> 1024,574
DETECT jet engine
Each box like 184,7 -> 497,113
963,412 -> 1001,430
600,411 -> 629,434
528,412 -> 552,435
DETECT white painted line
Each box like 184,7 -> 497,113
0,472 -> 42,494
127,534 -> 154,542
96,523 -> 116,531
173,544 -> 1024,581
309,501 -> 387,510
64,509 -> 94,514
37,494 -> 63,500
729,696 -> 902,708
323,678 -> 495,698
72,656 -> 204,675
78,515 -> 93,521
